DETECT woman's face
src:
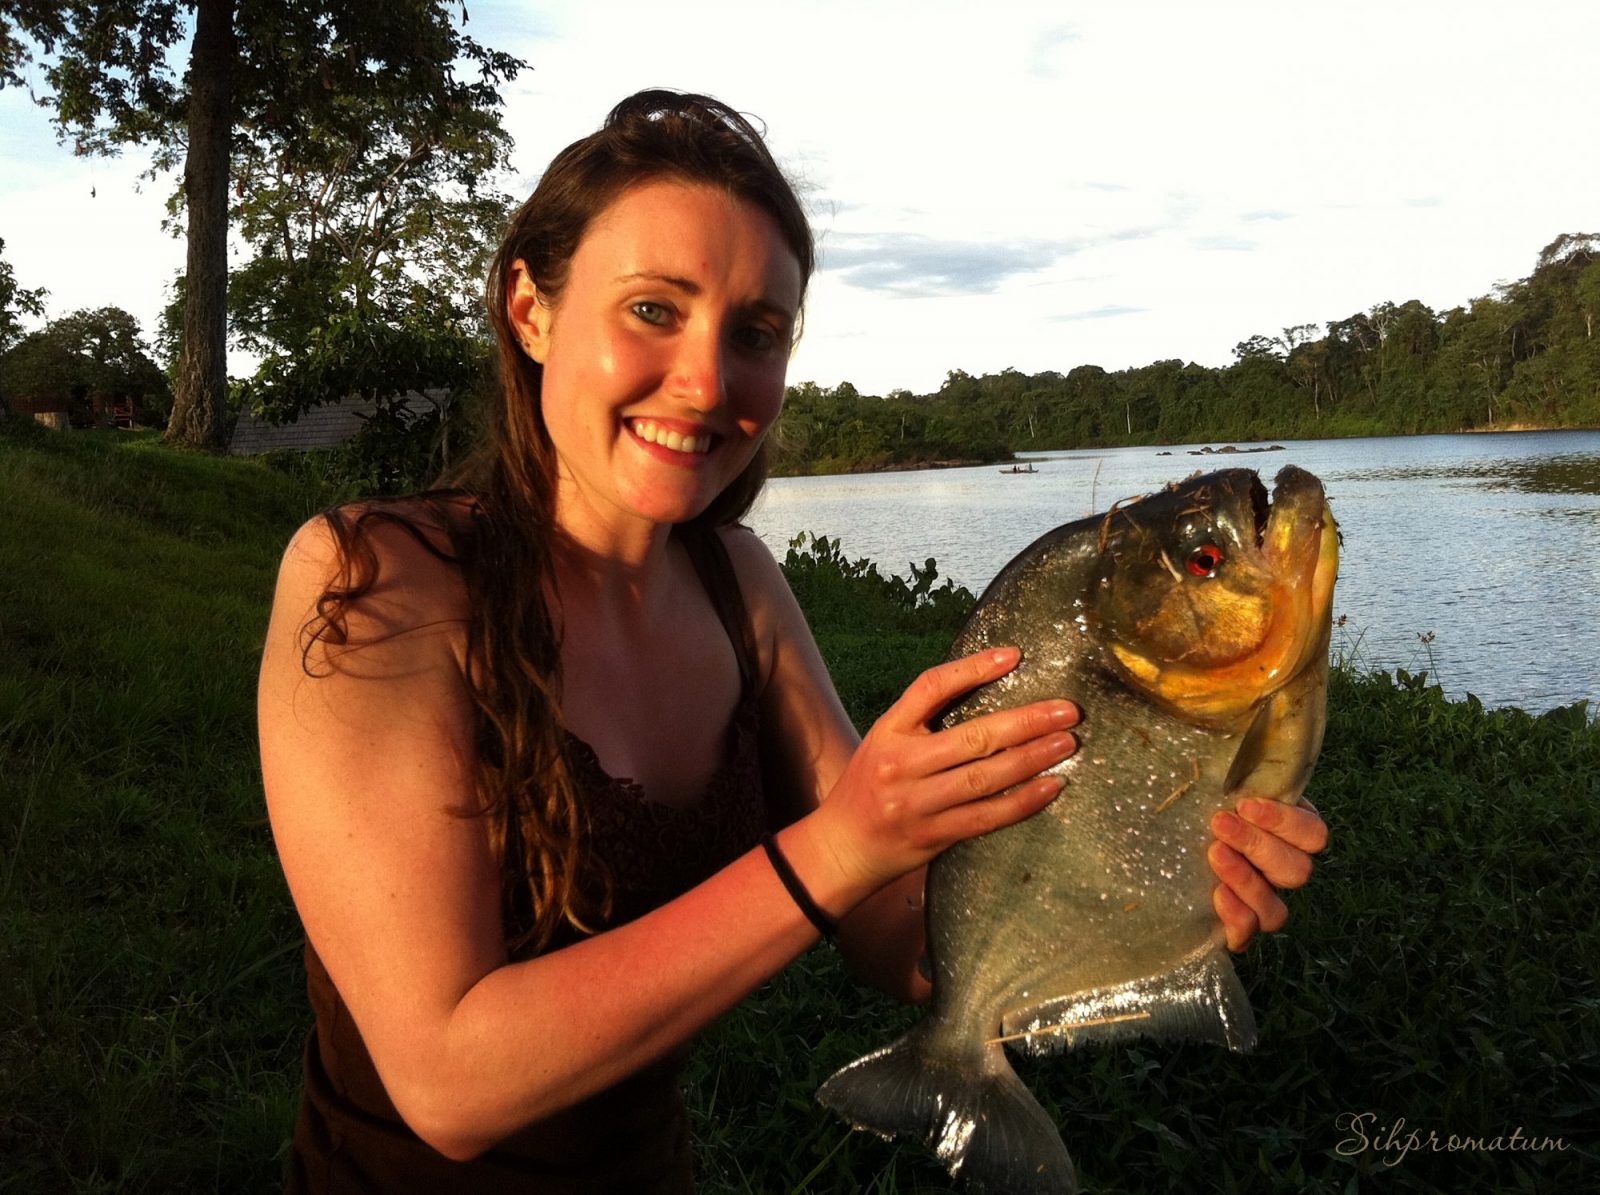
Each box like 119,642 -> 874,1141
511,178 -> 804,539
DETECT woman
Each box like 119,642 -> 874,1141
259,90 -> 1326,1192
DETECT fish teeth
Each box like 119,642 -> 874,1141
631,418 -> 712,454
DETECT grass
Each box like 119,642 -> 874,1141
2,420 -> 1597,1192
0,422 -> 314,1192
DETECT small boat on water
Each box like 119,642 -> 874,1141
998,463 -> 1038,474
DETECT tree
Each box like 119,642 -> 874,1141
1283,324 -> 1330,420
0,235 -> 47,352
0,2 -> 523,449
1222,349 -> 1295,436
1534,231 -> 1600,273
224,25 -> 516,472
0,305 -> 169,423
1432,297 -> 1515,428
1372,300 -> 1438,424
1325,312 -> 1379,404
1577,260 -> 1600,340
1055,364 -> 1116,444
1232,333 -> 1284,362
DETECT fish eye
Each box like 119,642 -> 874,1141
1186,544 -> 1224,577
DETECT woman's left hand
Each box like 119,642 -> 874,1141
1207,797 -> 1328,952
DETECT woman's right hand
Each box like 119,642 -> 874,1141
808,646 -> 1079,895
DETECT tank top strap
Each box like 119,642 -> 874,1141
677,524 -> 760,697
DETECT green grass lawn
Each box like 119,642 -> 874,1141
2,420 -> 1596,1193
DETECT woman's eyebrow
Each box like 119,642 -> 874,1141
748,296 -> 797,325
614,271 -> 699,292
614,271 -> 796,322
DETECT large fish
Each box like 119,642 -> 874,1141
818,466 -> 1338,1193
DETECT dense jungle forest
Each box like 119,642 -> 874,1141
769,232 -> 1600,475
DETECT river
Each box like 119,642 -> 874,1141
747,429 -> 1600,714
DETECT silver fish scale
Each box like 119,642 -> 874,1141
929,629 -> 1237,1052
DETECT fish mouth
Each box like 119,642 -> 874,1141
1219,466 -> 1338,719
1218,467 -> 1338,794
1262,466 -> 1340,668
1248,473 -> 1270,549
1108,465 -> 1338,726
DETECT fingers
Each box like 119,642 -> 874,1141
1208,840 -> 1287,951
1236,796 -> 1329,855
1211,876 -> 1259,953
919,699 -> 1079,775
922,729 -> 1076,810
886,647 -> 1022,730
1207,796 -> 1326,952
934,773 -> 1065,844
1211,802 -> 1319,889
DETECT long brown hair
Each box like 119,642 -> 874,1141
306,91 -> 815,954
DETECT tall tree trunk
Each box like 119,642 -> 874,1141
165,0 -> 235,450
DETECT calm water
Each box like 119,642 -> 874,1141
748,430 -> 1600,714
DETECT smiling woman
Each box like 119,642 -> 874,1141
256,89 -> 1324,1194
509,180 -> 802,537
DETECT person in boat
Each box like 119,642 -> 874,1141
258,89 -> 1328,1192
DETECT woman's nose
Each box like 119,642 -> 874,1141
670,328 -> 727,411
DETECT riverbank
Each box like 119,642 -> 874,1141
3,423 -> 1595,1192
1458,420 -> 1600,433
773,453 -> 1010,478
771,420 -> 1600,477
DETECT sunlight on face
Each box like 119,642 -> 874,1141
513,179 -> 804,544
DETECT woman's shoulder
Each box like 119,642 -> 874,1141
710,523 -> 787,602
709,524 -> 816,686
278,493 -> 478,644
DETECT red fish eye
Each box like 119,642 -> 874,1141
1186,545 -> 1223,577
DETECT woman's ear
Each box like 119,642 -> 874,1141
507,259 -> 553,364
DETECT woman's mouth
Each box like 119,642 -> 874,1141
628,418 -> 715,456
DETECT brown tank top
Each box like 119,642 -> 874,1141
287,527 -> 769,1193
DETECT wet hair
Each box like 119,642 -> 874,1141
308,90 -> 815,953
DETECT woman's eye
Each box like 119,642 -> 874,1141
1186,544 -> 1224,577
733,324 -> 779,352
632,301 -> 670,326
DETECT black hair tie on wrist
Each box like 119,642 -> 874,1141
761,833 -> 837,940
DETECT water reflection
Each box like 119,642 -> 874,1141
1338,451 -> 1600,497
749,430 -> 1600,713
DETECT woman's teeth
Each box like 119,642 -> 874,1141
631,419 -> 712,454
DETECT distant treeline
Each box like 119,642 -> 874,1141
769,232 -> 1600,476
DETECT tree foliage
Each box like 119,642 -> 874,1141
227,12 -> 516,450
0,1 -> 523,449
773,232 -> 1600,473
769,377 -> 1012,475
0,305 -> 170,423
0,235 -> 47,352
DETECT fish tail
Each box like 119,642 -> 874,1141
817,1019 -> 1077,1194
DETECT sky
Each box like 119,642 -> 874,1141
2,0 -> 1598,396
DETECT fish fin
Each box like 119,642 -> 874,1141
818,1020 -> 1077,1194
1222,697 -> 1275,796
1226,652 -> 1330,801
1003,945 -> 1257,1057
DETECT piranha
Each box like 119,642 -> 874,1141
818,466 -> 1339,1193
